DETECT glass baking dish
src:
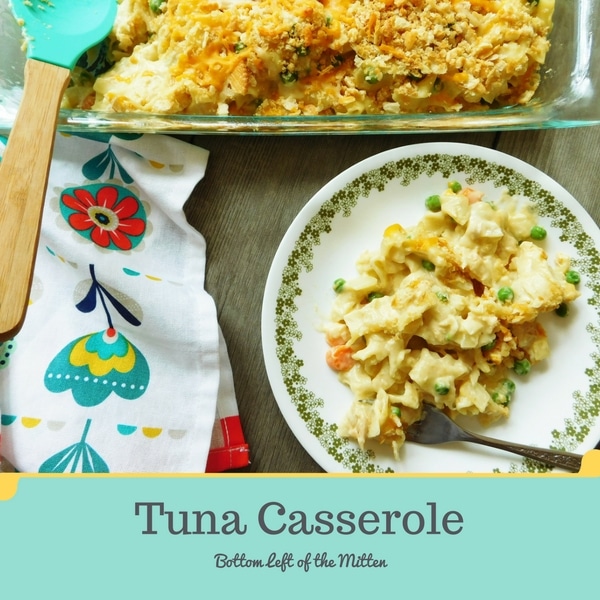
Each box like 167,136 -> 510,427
1,0 -> 599,135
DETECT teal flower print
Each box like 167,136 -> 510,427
0,338 -> 16,369
60,183 -> 146,251
45,328 -> 150,407
77,265 -> 142,327
39,419 -> 109,473
81,140 -> 135,183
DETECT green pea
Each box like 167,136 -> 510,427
436,291 -> 449,303
513,359 -> 531,375
566,270 -> 580,285
434,381 -> 450,395
491,379 -> 516,406
149,0 -> 165,13
390,406 -> 401,417
425,194 -> 442,212
530,225 -> 547,240
280,69 -> 299,84
481,336 -> 496,351
233,42 -> 247,53
497,286 -> 514,303
367,291 -> 384,302
422,259 -> 435,272
364,67 -> 381,84
333,278 -> 345,293
448,181 -> 462,193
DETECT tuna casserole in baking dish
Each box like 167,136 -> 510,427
64,0 -> 555,117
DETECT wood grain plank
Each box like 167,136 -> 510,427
496,127 -> 600,218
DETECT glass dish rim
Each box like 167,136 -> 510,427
1,0 -> 599,135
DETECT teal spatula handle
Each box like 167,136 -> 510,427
0,58 -> 71,342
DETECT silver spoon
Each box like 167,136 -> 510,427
405,405 -> 583,472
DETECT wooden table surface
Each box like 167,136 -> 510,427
182,126 -> 600,473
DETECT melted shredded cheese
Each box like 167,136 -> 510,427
64,0 -> 555,116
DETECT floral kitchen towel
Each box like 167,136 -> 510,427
0,132 -> 248,473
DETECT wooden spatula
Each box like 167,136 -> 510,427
0,0 -> 117,342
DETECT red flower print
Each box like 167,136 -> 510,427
60,184 -> 147,251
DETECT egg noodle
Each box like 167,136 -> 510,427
322,182 -> 580,458
64,0 -> 555,116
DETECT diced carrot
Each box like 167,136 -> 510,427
326,334 -> 347,347
81,93 -> 96,110
461,187 -> 484,204
326,345 -> 355,372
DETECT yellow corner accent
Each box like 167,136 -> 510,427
578,449 -> 600,476
21,417 -> 41,428
0,474 -> 20,501
145,275 -> 162,281
149,160 -> 165,169
142,427 -> 162,438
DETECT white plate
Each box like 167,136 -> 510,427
261,142 -> 600,473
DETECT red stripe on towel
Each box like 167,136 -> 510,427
206,416 -> 249,472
